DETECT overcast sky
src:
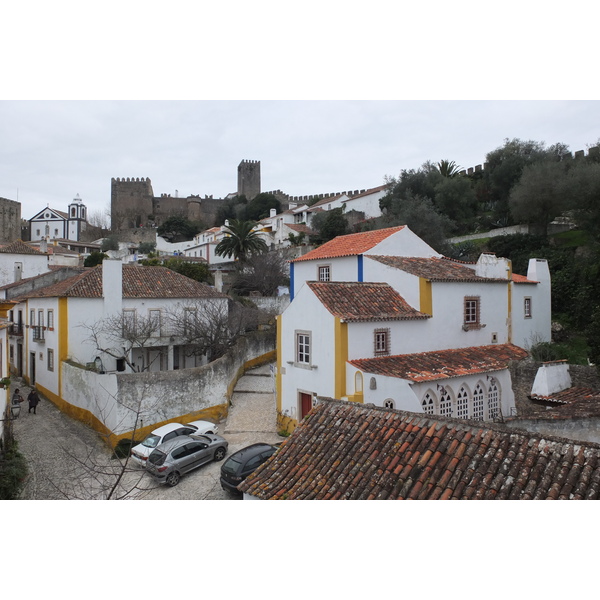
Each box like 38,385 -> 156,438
1,100 -> 598,221
3,4 -> 599,226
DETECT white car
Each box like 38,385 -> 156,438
130,420 -> 219,467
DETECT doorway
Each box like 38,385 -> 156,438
30,352 -> 36,385
300,392 -> 313,419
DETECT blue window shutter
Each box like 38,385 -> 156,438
358,255 -> 363,282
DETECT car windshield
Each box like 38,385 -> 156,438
191,435 -> 210,444
222,457 -> 243,475
148,450 -> 166,466
142,434 -> 161,448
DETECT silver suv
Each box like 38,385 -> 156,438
146,434 -> 228,486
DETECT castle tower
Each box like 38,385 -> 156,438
111,177 -> 154,230
67,193 -> 87,241
237,160 -> 261,200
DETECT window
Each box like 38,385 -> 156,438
354,372 -> 363,393
374,328 -> 390,355
318,265 -> 330,282
183,308 -> 197,334
439,388 -> 453,418
464,297 -> 480,325
488,378 -> 500,420
47,310 -> 54,329
36,229 -> 40,236
456,386 -> 469,419
296,331 -> 311,365
422,392 -> 435,415
38,310 -> 44,328
472,384 -> 485,420
122,309 -> 136,335
383,398 -> 395,409
524,297 -> 532,318
30,310 -> 35,326
47,349 -> 54,372
149,309 -> 162,337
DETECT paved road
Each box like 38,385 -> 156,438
12,364 -> 280,500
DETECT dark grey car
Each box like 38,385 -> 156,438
146,434 -> 228,486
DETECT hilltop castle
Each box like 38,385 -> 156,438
111,159 -> 267,231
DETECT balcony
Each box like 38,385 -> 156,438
9,323 -> 23,336
32,326 -> 45,342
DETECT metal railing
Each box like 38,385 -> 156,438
32,326 -> 45,341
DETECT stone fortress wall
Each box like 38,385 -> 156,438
0,197 -> 22,243
110,145 -> 600,233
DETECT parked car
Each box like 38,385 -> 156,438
146,434 -> 228,486
130,420 -> 218,467
220,442 -> 279,495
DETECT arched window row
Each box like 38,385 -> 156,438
420,379 -> 501,421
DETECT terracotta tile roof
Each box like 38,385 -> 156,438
292,226 -> 405,263
0,240 -> 45,255
308,194 -> 345,209
286,223 -> 315,236
512,273 -> 538,284
521,387 -> 600,419
367,255 -> 507,282
308,281 -> 429,322
239,400 -> 600,499
349,344 -> 529,382
14,265 -> 227,300
346,185 -> 387,200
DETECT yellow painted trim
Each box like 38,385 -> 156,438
276,315 -> 282,416
334,317 -> 348,399
507,259 -> 513,343
346,392 -> 364,403
58,297 -> 68,398
419,277 -> 433,315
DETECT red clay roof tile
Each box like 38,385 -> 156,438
291,226 -> 405,263
239,400 -> 600,500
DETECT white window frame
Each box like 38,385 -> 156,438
47,348 -> 54,372
296,330 -> 311,367
122,309 -> 137,336
47,310 -> 54,330
524,297 -> 532,318
318,265 -> 331,282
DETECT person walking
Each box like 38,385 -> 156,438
27,389 -> 40,414
11,388 -> 24,418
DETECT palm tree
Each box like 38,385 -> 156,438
215,219 -> 268,261
437,159 -> 462,178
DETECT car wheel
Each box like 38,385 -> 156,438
166,471 -> 180,487
214,447 -> 226,461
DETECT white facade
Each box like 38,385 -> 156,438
0,243 -> 50,288
278,226 -> 551,430
29,195 -> 88,242
341,185 -> 387,219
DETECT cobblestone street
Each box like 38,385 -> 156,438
11,364 -> 280,500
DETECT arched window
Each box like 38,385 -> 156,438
488,378 -> 500,420
472,383 -> 485,421
439,388 -> 453,418
383,398 -> 395,409
354,372 -> 363,393
456,385 -> 470,419
422,392 -> 435,415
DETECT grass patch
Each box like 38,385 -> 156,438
551,229 -> 590,248
0,440 -> 28,499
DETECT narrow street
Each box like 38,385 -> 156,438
11,363 -> 280,500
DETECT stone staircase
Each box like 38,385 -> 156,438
223,364 -> 279,442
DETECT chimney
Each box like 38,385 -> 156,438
102,259 -> 123,317
270,208 -> 277,218
40,238 -> 48,253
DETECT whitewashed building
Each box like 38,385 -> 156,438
0,240 -> 50,288
277,226 -> 551,431
29,195 -> 88,242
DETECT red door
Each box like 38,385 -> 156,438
300,393 -> 313,418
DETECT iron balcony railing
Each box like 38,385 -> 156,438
32,326 -> 45,341
9,323 -> 24,336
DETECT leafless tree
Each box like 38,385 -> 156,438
231,251 -> 289,297
80,311 -> 163,372
165,298 -> 260,362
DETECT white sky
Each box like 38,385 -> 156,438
3,3 -> 599,222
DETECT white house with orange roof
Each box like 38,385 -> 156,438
276,226 -> 551,431
4,260 -> 233,445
